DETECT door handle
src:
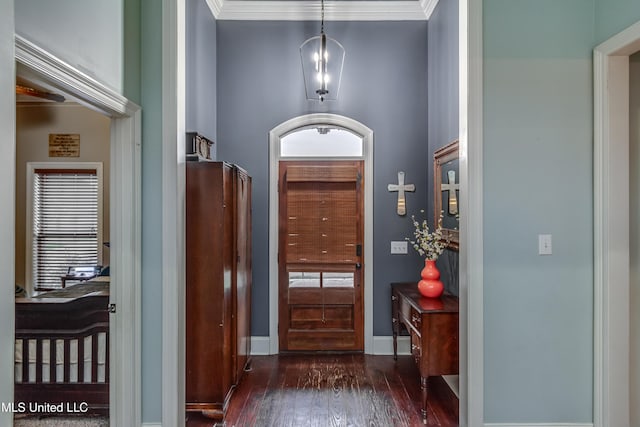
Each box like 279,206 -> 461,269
355,263 -> 361,269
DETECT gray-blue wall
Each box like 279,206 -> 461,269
217,21 -> 429,336
186,0 -> 217,144
427,0 -> 459,295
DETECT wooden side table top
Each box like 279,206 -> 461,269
391,282 -> 459,313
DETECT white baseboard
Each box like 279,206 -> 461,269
484,423 -> 593,427
442,374 -> 459,398
250,336 -> 271,355
141,423 -> 162,427
250,335 -> 411,355
371,335 -> 410,355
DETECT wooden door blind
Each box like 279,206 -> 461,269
286,187 -> 357,264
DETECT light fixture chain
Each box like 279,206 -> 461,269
321,0 -> 325,34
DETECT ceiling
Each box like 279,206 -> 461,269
206,0 -> 438,21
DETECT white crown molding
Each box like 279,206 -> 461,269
207,0 -> 434,21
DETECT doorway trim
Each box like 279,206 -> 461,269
12,35 -> 142,427
268,114 -> 373,354
593,20 -> 640,427
459,0 -> 484,425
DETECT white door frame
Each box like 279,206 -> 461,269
0,2 -> 16,425
593,20 -> 640,427
161,0 -> 187,426
9,35 -> 142,427
268,114 -> 374,354
459,0 -> 484,425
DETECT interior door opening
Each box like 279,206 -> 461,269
14,94 -> 112,423
2,37 -> 142,427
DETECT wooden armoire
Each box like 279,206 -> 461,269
185,161 -> 252,421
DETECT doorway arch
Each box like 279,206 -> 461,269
593,20 -> 640,427
268,114 -> 373,354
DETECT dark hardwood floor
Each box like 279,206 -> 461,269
186,354 -> 458,427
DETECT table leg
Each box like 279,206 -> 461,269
421,376 -> 428,424
391,294 -> 399,360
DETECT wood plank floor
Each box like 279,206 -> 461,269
186,354 -> 458,427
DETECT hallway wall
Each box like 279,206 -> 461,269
139,0 -> 164,421
14,0 -> 124,92
483,0 -> 594,422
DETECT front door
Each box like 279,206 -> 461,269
278,160 -> 364,351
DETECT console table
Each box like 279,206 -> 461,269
391,282 -> 459,424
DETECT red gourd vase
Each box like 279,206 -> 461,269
417,259 -> 444,298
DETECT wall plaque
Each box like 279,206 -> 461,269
49,134 -> 80,157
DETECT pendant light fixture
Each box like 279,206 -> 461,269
300,0 -> 345,102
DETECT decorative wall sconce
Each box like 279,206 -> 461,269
300,0 -> 345,102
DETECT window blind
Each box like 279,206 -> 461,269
32,169 -> 99,289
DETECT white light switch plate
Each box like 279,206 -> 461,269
538,234 -> 552,255
391,241 -> 408,254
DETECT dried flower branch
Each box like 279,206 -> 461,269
405,210 -> 448,260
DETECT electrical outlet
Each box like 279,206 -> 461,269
538,234 -> 552,255
390,241 -> 408,254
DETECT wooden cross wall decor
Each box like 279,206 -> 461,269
387,171 -> 415,216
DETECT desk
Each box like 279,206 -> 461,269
391,282 -> 458,424
60,266 -> 102,288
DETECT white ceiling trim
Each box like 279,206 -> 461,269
206,0 -> 439,21
420,0 -> 439,19
206,0 -> 223,17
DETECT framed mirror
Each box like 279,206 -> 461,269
434,139 -> 459,251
